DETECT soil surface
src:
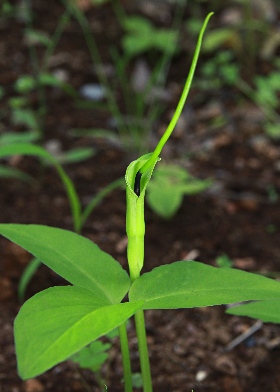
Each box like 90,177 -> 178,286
1,1 -> 280,391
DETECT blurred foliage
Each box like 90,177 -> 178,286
146,164 -> 212,219
122,16 -> 179,58
186,0 -> 280,139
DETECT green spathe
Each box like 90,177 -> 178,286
125,153 -> 158,280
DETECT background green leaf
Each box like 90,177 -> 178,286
50,146 -> 96,165
146,164 -> 211,219
0,131 -> 39,145
147,181 -> 183,219
0,143 -> 82,230
15,286 -> 142,379
70,340 -> 111,372
122,16 -> 178,57
129,261 -> 280,309
18,257 -> 42,301
0,224 -> 130,304
0,165 -> 32,182
227,299 -> 280,324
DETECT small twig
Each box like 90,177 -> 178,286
225,319 -> 263,352
75,366 -> 94,392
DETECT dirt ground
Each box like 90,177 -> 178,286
1,1 -> 280,391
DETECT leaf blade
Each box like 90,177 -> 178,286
227,299 -> 280,324
0,224 -> 130,304
129,261 -> 280,309
15,286 -> 143,379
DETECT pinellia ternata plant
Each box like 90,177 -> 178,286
2,13 -> 280,391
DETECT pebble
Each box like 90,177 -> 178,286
115,236 -> 128,253
73,0 -> 93,11
182,249 -> 200,261
79,83 -> 106,101
24,379 -> 44,392
219,7 -> 243,25
249,135 -> 279,159
195,369 -> 208,382
233,257 -> 256,270
51,68 -> 69,83
131,58 -> 150,92
44,139 -> 62,156
0,277 -> 14,300
214,355 -> 237,375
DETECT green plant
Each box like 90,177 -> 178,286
0,1 -> 17,18
233,71 -> 280,140
198,50 -> 280,140
253,71 -> 280,139
199,50 -> 240,90
122,15 -> 178,59
0,143 -> 109,233
222,255 -> 280,325
61,0 -> 186,154
0,129 -> 95,173
0,139 -> 123,385
266,184 -> 279,203
12,72 -> 77,129
214,253 -> 280,325
189,5 -> 280,140
0,131 -> 39,181
71,328 -> 119,389
146,163 -> 212,219
10,5 -> 75,137
72,340 -> 111,385
3,14 -> 280,391
188,0 -> 271,77
0,142 -> 123,301
227,299 -> 280,324
215,253 -> 233,269
0,85 -> 5,100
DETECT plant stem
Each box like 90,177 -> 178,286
134,310 -> 153,392
24,0 -> 45,136
127,236 -> 152,390
42,10 -> 71,73
138,12 -> 214,175
119,322 -> 133,392
79,177 -> 124,233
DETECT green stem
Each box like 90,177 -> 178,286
119,322 -> 133,392
78,177 -> 124,233
134,310 -> 153,392
24,0 -> 45,136
127,227 -> 152,390
42,10 -> 71,73
139,12 -> 214,175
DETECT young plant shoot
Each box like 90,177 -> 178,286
127,11 -> 214,282
2,12 -> 280,392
